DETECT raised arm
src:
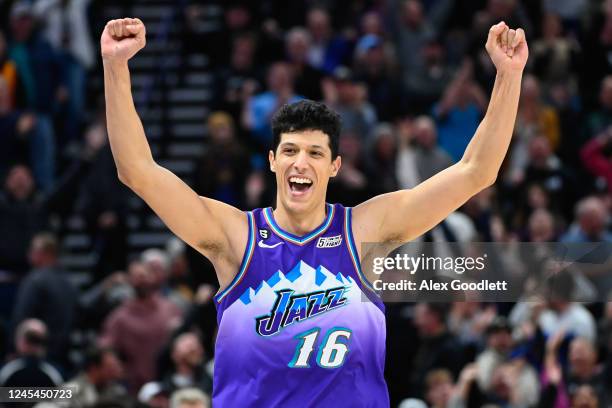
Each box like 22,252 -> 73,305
353,22 -> 528,247
101,18 -> 247,288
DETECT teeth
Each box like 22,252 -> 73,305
289,177 -> 312,185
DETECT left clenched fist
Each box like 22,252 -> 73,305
485,21 -> 528,74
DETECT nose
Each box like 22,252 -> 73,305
293,150 -> 309,172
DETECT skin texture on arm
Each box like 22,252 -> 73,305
101,18 -> 247,289
353,22 -> 528,263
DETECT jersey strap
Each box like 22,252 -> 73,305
214,211 -> 256,303
344,207 -> 377,294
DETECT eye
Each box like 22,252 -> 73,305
310,151 -> 323,157
283,147 -> 297,155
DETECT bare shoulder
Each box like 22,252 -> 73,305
196,197 -> 248,252
196,196 -> 250,287
352,192 -> 404,245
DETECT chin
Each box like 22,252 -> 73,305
281,193 -> 317,213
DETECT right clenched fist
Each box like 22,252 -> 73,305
101,18 -> 146,63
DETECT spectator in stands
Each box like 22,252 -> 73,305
213,33 -> 262,128
137,381 -> 170,408
561,196 -> 612,243
411,115 -> 454,181
584,76 -> 612,140
285,27 -> 324,101
157,331 -> 212,395
194,111 -> 250,208
475,316 -> 512,363
352,33 -> 400,121
395,117 -> 420,190
323,67 -> 377,142
242,62 -> 302,148
566,338 -> 608,404
0,76 -> 53,194
581,127 -> 612,192
451,358 -> 539,408
165,238 -> 194,299
0,30 -> 19,108
539,270 -> 598,342
511,183 -> 558,236
509,75 -> 561,185
10,232 -> 77,369
432,60 -> 487,162
62,346 -> 128,407
517,135 -> 576,219
365,123 -> 398,194
423,369 -> 454,408
305,7 -> 350,74
100,259 -> 182,393
531,13 -> 581,91
403,36 -> 454,115
0,319 -> 62,391
327,131 -> 373,206
390,0 -> 436,80
142,248 -> 190,313
526,208 -> 557,242
407,303 -> 467,398
32,0 -> 95,143
166,284 -> 217,367
543,333 -> 608,407
79,270 -> 131,331
548,82 -> 585,175
0,77 -> 37,178
461,187 -> 498,242
599,293 -> 612,364
581,2 -> 612,107
170,387 -> 210,408
75,117 -> 129,282
0,165 -> 43,275
448,302 -> 496,347
8,2 -> 64,189
0,132 -> 101,276
542,0 -> 588,31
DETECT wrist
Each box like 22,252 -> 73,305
102,58 -> 129,70
495,69 -> 524,80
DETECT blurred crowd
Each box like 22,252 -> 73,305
0,0 -> 611,407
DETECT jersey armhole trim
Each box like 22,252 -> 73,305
214,211 -> 256,303
344,207 -> 378,295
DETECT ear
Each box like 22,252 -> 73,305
268,150 -> 276,172
330,155 -> 342,177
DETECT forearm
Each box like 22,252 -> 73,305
103,60 -> 155,185
460,71 -> 523,186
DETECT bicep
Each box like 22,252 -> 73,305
125,163 -> 247,263
354,163 -> 483,243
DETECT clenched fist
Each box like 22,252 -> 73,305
485,21 -> 528,74
101,18 -> 146,63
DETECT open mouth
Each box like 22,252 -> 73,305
288,176 -> 313,196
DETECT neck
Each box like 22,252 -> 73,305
176,363 -> 193,376
273,201 -> 327,236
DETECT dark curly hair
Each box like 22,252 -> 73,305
271,100 -> 341,159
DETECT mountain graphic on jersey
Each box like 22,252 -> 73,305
223,260 -> 370,336
238,260 -> 354,305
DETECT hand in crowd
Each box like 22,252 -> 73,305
195,284 -> 215,305
16,113 -> 36,135
102,271 -> 128,291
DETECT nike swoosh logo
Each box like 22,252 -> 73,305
257,240 -> 284,249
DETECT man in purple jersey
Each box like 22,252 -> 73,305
101,17 -> 528,407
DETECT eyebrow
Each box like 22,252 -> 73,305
279,142 -> 326,150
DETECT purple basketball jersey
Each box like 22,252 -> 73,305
212,203 -> 389,407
